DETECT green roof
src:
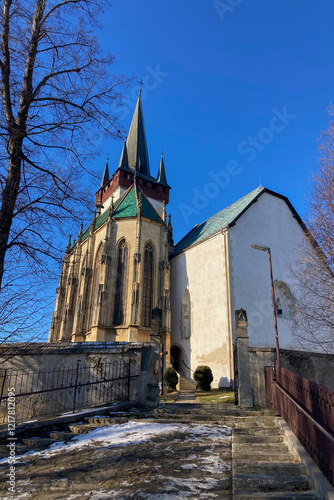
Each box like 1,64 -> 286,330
78,184 -> 163,248
174,187 -> 265,255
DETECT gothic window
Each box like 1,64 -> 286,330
142,241 -> 154,327
89,244 -> 103,325
114,239 -> 128,325
181,289 -> 191,339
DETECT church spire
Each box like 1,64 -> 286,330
100,156 -> 110,189
125,90 -> 150,176
157,151 -> 170,187
118,138 -> 129,170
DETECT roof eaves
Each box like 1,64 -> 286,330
171,226 -> 228,259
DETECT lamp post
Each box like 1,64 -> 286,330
251,244 -> 281,367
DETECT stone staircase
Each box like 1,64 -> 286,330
231,414 -> 322,499
177,372 -> 197,392
0,404 -> 331,498
131,405 -> 327,498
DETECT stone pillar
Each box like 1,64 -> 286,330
235,309 -> 254,408
142,308 -> 161,407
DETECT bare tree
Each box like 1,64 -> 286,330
293,105 -> 334,353
0,0 -> 131,339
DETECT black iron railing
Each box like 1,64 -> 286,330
0,359 -> 138,422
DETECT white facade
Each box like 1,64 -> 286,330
170,189 -> 314,388
171,233 -> 232,388
228,192 -> 305,350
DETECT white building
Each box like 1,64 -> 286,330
170,187 -> 313,388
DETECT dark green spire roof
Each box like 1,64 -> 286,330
125,91 -> 150,176
113,184 -> 163,223
100,157 -> 109,188
157,152 -> 170,187
79,183 -> 163,246
118,140 -> 130,170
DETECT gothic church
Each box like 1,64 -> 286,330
49,91 -> 173,358
49,93 -> 317,388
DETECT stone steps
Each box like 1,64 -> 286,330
49,431 -> 74,441
0,403 -> 329,499
235,461 -> 307,476
234,492 -> 323,499
231,415 -> 322,499
234,473 -> 313,492
22,437 -> 55,447
177,374 -> 196,392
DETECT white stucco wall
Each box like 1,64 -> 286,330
228,192 -> 307,350
170,233 -> 231,388
100,186 -> 127,214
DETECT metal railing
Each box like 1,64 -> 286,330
0,359 -> 138,423
264,365 -> 334,486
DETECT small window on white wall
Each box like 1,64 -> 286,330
181,289 -> 191,339
274,281 -> 295,320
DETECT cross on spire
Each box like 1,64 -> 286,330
138,79 -> 144,94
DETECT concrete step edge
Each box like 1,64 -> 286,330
233,490 -> 323,499
233,473 -> 312,490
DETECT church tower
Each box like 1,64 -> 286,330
49,91 -> 173,351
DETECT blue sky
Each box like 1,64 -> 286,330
91,0 -> 334,244
30,1 -> 334,340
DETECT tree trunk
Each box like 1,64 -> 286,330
0,136 -> 23,288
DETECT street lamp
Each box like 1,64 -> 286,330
251,244 -> 281,367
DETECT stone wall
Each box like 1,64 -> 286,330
0,341 -> 159,421
248,347 -> 334,408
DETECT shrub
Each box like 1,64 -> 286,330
163,367 -> 178,392
194,365 -> 213,391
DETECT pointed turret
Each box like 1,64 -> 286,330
126,90 -> 150,176
157,152 -> 170,187
90,211 -> 97,234
65,235 -> 72,254
77,223 -> 83,244
100,157 -> 110,189
118,139 -> 130,170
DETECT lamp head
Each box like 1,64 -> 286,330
251,244 -> 270,252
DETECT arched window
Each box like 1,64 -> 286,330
274,281 -> 295,320
114,239 -> 128,325
181,289 -> 191,339
90,244 -> 103,326
142,241 -> 154,327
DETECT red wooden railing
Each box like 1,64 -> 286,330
264,365 -> 334,486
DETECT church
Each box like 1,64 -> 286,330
49,92 -> 318,389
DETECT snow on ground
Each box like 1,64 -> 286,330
0,420 -> 231,464
0,421 -> 232,499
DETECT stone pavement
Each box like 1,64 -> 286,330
0,401 -> 332,499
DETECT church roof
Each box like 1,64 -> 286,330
157,153 -> 170,187
79,184 -> 163,245
113,184 -> 163,223
99,157 -> 110,189
125,91 -> 151,177
173,187 -> 267,254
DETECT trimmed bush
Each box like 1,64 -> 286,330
194,365 -> 213,391
163,367 -> 178,392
